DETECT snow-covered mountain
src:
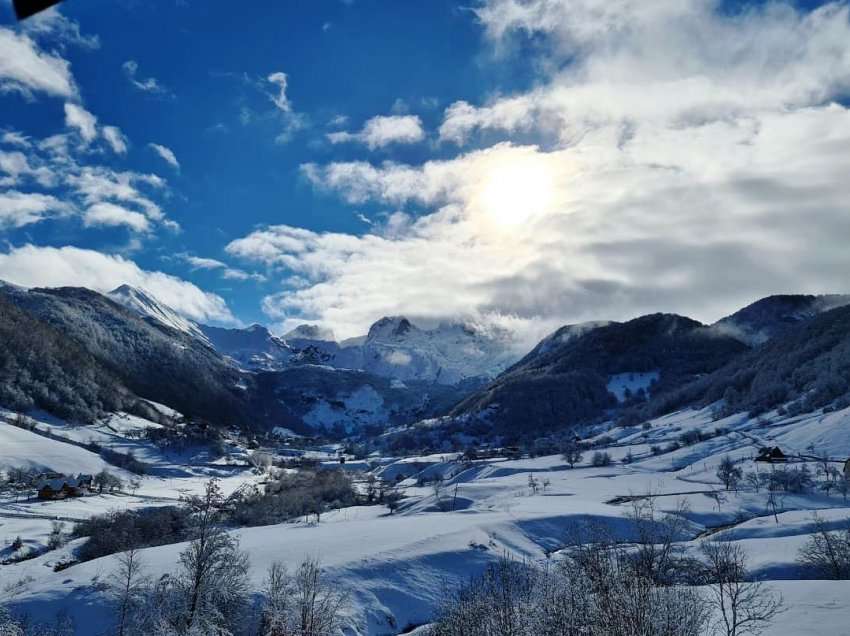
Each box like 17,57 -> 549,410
197,315 -> 516,385
108,284 -> 210,343
350,316 -> 517,385
199,323 -> 294,371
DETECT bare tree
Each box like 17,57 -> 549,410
561,442 -> 583,469
108,547 -> 148,636
625,495 -> 693,585
291,558 -> 348,636
744,472 -> 762,493
178,479 -> 251,633
700,540 -> 782,636
716,456 -> 743,492
384,486 -> 404,514
797,514 -> 850,580
259,562 -> 293,636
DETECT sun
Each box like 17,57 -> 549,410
474,156 -> 556,229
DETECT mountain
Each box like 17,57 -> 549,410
0,291 -> 135,423
0,284 -> 251,428
347,316 -> 516,385
0,284 -> 479,436
249,365 -> 476,436
108,284 -> 210,343
199,315 -> 516,385
645,303 -> 850,420
200,323 -> 296,371
447,313 -> 749,438
713,294 -> 850,346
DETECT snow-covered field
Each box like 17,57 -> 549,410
2,405 -> 850,635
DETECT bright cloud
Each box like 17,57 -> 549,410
0,27 -> 76,99
180,253 -> 266,282
266,71 -> 292,112
148,143 -> 180,170
64,102 -> 98,143
0,191 -> 71,228
83,201 -> 150,233
0,244 -> 236,324
228,0 -> 850,344
328,114 -> 426,149
102,126 -> 128,154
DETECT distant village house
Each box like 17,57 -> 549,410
36,474 -> 93,500
755,447 -> 788,463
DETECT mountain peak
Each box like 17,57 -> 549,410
368,316 -> 416,340
108,284 -> 207,342
283,324 -> 336,342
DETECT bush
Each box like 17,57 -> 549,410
591,451 -> 612,467
73,506 -> 192,562
230,468 -> 357,527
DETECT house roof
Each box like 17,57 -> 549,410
36,474 -> 89,491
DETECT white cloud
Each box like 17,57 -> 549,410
148,143 -> 180,170
84,201 -> 150,233
0,28 -> 76,99
1,131 -> 31,148
228,1 -> 850,345
122,60 -> 170,95
328,114 -> 426,149
266,71 -> 292,112
0,244 -> 236,324
22,8 -> 100,51
0,191 -> 71,228
0,150 -> 54,187
181,254 -> 266,282
63,102 -> 98,143
102,126 -> 128,154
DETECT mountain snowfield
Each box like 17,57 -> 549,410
2,404 -> 850,634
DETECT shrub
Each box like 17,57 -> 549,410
591,451 -> 612,467
73,506 -> 192,562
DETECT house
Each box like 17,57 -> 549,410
755,447 -> 787,463
36,474 -> 93,500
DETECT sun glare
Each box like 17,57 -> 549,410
475,158 -> 555,229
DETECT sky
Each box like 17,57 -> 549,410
1,0 -> 850,348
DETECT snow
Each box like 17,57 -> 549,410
606,370 -> 659,402
4,404 -> 850,634
0,420 -> 123,477
108,284 -> 209,342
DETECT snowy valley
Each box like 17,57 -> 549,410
1,287 -> 850,635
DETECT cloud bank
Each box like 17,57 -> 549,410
227,0 -> 850,345
0,244 -> 236,324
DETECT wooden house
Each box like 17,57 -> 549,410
755,447 -> 788,463
36,474 -> 93,500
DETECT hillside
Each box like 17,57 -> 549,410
449,313 -> 748,438
0,284 -> 250,428
644,303 -> 850,421
0,293 -> 134,423
713,294 -> 850,346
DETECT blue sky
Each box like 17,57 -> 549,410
0,0 -> 531,325
1,0 -> 850,345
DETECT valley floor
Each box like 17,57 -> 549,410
2,405 -> 850,635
